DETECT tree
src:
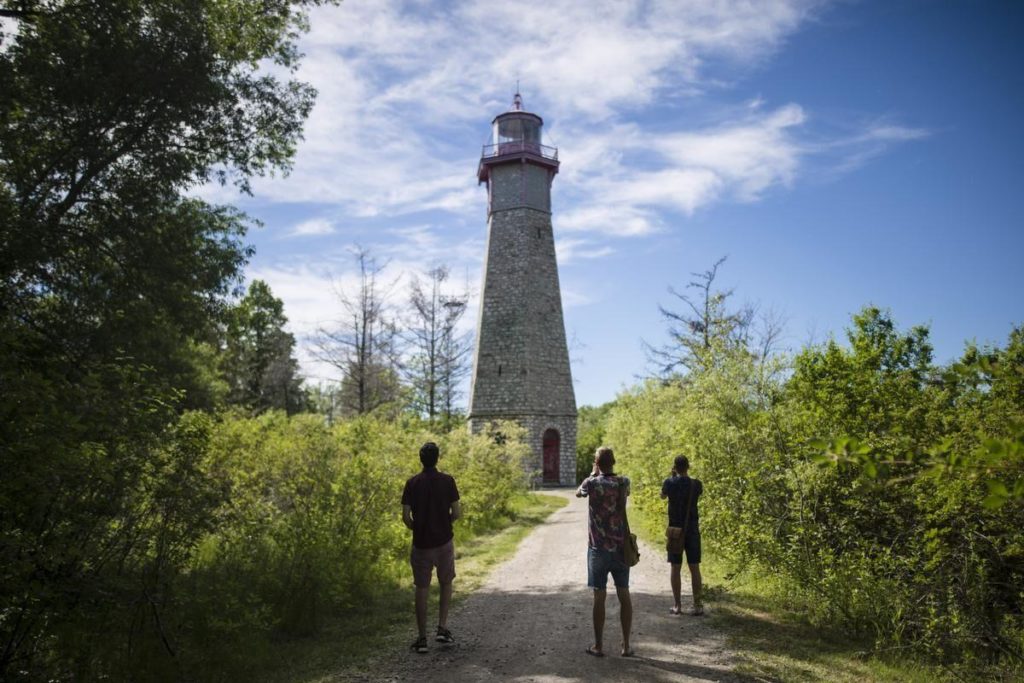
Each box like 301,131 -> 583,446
0,0 -> 329,676
313,248 -> 402,416
222,280 -> 307,414
575,401 -> 616,483
644,256 -> 754,377
437,299 -> 473,426
403,266 -> 471,426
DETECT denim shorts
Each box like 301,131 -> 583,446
587,546 -> 629,590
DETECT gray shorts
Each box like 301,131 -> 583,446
410,539 -> 456,587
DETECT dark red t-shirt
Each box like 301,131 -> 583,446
401,468 -> 460,549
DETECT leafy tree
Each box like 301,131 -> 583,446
222,279 -> 307,414
313,247 -> 403,416
576,401 -> 616,483
612,300 -> 1024,669
0,0 -> 330,677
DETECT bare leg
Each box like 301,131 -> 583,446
438,582 -> 453,628
616,586 -> 633,655
670,563 -> 682,610
592,589 -> 607,653
415,586 -> 429,638
688,563 -> 703,611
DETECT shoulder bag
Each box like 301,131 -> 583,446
619,476 -> 641,567
666,477 -> 695,555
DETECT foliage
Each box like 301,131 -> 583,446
576,401 -> 617,483
0,0 -> 332,678
222,280 -> 307,415
603,302 -> 1024,670
178,413 -> 529,679
2,404 -> 529,681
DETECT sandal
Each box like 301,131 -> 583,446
688,606 -> 705,616
436,626 -> 455,644
585,645 -> 605,657
621,646 -> 635,657
669,605 -> 683,615
411,636 -> 428,654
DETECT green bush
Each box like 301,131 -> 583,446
166,413 -> 530,678
603,308 -> 1024,668
1,405 -> 530,681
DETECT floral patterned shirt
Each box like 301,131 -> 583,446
576,473 -> 631,551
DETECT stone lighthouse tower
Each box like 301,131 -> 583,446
468,92 -> 577,486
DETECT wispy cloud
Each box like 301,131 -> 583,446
556,238 -> 616,265
814,119 -> 932,175
227,0 -> 930,386
239,0 -> 838,221
289,218 -> 335,236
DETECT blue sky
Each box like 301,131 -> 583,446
212,0 -> 1024,408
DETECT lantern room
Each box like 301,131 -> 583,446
478,91 -> 559,184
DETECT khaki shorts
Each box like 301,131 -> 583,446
410,539 -> 456,587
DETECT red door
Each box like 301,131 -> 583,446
542,429 -> 560,483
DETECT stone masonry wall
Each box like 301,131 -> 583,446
469,414 -> 577,486
469,157 -> 577,486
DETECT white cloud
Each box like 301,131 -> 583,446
556,204 -> 661,237
815,120 -> 931,175
656,103 -> 806,202
228,0 -> 930,384
561,286 -> 595,309
236,0 -> 835,220
290,218 -> 335,236
556,238 -> 616,265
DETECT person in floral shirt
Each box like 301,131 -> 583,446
576,446 -> 634,657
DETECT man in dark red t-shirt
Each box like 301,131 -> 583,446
401,441 -> 461,654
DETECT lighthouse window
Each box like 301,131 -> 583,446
496,116 -> 541,145
498,118 -> 523,143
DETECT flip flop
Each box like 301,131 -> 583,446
669,606 -> 683,615
585,646 -> 605,657
621,647 -> 635,657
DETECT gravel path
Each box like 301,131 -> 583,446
349,489 -> 748,682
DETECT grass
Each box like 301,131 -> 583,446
256,492 -> 567,683
630,516 -> 960,683
697,557 -> 950,683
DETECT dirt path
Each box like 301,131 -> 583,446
345,489 -> 751,682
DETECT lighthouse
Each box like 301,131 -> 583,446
468,92 -> 577,486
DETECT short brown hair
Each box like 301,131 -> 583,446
595,446 -> 615,472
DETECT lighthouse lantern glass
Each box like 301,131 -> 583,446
494,115 -> 542,151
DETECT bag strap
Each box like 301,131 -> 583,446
681,477 -> 695,535
617,475 -> 631,535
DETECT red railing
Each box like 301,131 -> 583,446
481,141 -> 558,161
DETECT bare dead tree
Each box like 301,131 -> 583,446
313,247 -> 401,416
643,256 -> 754,377
753,306 -> 788,363
441,299 -> 473,425
403,266 -> 471,426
